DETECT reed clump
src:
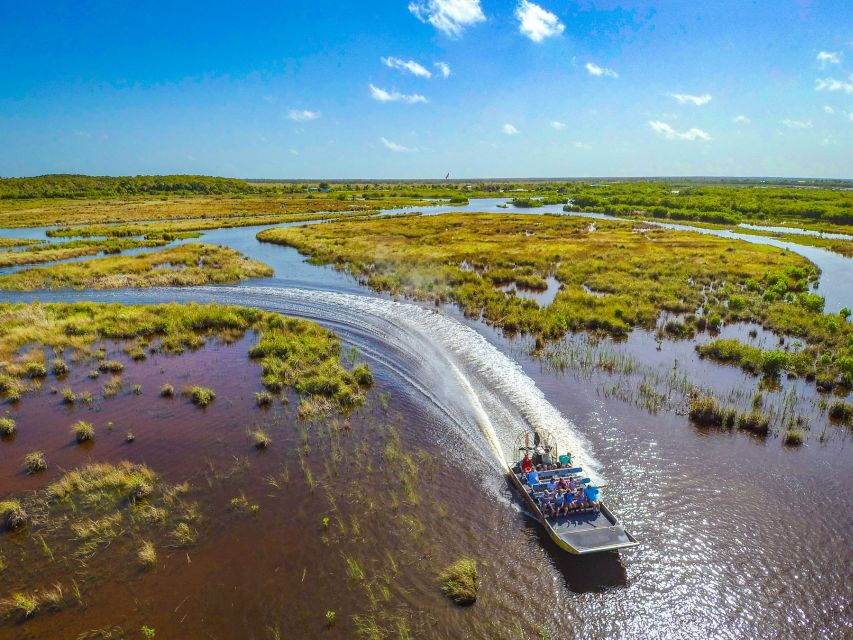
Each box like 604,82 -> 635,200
23,451 -> 47,474
250,429 -> 272,449
783,429 -> 805,446
438,557 -> 478,605
138,541 -> 157,568
0,416 -> 15,436
184,385 -> 215,407
828,401 -> 852,424
159,383 -> 174,397
72,420 -> 95,443
737,411 -> 770,436
1,499 -> 28,530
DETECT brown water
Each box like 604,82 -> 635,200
1,221 -> 852,639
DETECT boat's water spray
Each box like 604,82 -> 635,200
120,285 -> 602,480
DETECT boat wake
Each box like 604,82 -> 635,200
113,285 -> 603,482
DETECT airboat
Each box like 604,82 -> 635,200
509,430 -> 639,554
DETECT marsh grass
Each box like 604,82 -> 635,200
61,387 -> 76,404
23,451 -> 47,474
160,383 -> 174,397
260,213 -> 852,388
0,302 -> 371,415
138,541 -> 157,568
51,358 -> 69,376
0,416 -> 15,436
184,385 -> 215,407
255,390 -> 273,407
250,429 -> 272,449
784,429 -> 805,446
72,420 -> 95,443
439,558 -> 478,605
828,401 -> 852,424
1,499 -> 28,530
0,243 -> 273,291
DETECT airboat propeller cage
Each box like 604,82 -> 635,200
515,429 -> 560,467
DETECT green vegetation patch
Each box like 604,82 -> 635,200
0,238 -> 169,268
0,243 -> 272,290
438,557 -> 478,605
259,213 -> 851,388
0,302 -> 372,413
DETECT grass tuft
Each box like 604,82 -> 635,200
159,383 -> 174,397
250,429 -> 272,449
184,385 -> 215,407
783,429 -> 805,446
438,558 -> 478,605
0,416 -> 15,436
23,451 -> 47,474
72,420 -> 95,443
1,499 -> 28,530
138,541 -> 157,568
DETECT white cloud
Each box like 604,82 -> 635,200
289,148 -> 299,156
434,62 -> 452,78
669,93 -> 712,106
848,112 -> 853,122
824,105 -> 835,114
408,0 -> 485,38
369,84 -> 428,104
585,62 -> 619,78
381,57 -> 432,78
515,1 -> 564,43
781,119 -> 813,129
550,121 -> 566,130
817,51 -> 841,66
648,120 -> 711,141
287,109 -> 321,122
574,141 -> 591,150
380,137 -> 418,152
502,123 -> 519,135
733,115 -> 751,124
815,76 -> 853,94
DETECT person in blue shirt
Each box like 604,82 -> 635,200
526,469 -> 539,485
584,485 -> 600,509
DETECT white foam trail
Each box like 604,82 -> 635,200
185,285 -> 602,480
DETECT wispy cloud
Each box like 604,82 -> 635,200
287,109 -> 321,121
380,137 -> 418,152
550,121 -> 566,130
369,84 -> 428,104
669,93 -> 712,106
733,115 -> 751,124
408,0 -> 485,38
585,62 -> 618,78
824,105 -> 835,114
516,1 -> 564,43
434,62 -> 451,78
649,120 -> 711,141
502,123 -> 519,135
288,148 -> 299,156
574,141 -> 591,150
815,76 -> 853,94
381,57 -> 432,78
782,119 -> 813,129
817,51 -> 841,66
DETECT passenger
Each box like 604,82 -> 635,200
546,479 -> 557,493
574,488 -> 587,509
551,492 -> 564,517
555,477 -> 568,491
560,493 -> 574,516
584,485 -> 600,510
521,454 -> 534,474
526,469 -> 539,486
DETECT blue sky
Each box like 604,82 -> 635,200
1,1 -> 851,179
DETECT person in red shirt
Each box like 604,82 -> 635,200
521,454 -> 534,474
